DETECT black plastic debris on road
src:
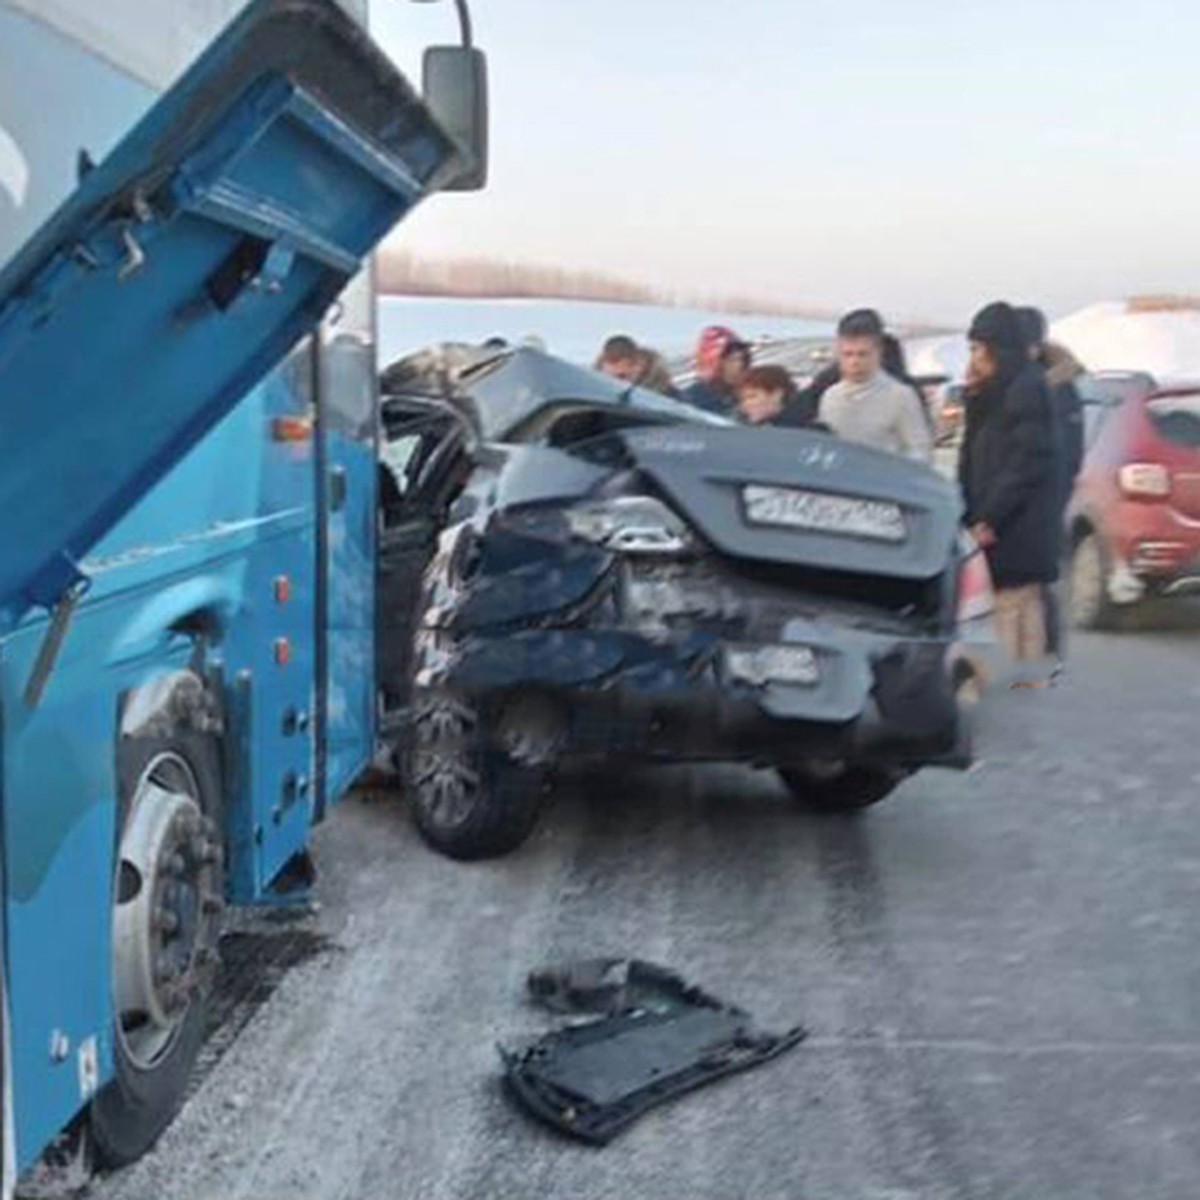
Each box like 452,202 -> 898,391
500,959 -> 807,1145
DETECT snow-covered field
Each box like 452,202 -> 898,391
377,296 -> 832,366
1051,302 -> 1200,381
378,296 -> 1200,387
906,302 -> 1200,385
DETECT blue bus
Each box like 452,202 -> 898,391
0,0 -> 485,1183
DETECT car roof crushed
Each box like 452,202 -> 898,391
382,344 -> 728,442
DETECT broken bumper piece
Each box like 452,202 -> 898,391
500,960 -> 807,1145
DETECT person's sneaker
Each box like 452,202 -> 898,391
1009,658 -> 1062,690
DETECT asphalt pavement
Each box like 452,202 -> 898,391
91,615 -> 1200,1200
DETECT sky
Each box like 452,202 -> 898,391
373,0 -> 1200,325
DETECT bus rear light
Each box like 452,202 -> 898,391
273,576 -> 291,604
1118,463 -> 1171,498
271,416 -> 313,443
274,638 -> 291,666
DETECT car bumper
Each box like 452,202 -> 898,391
443,622 -> 968,770
1106,501 -> 1200,587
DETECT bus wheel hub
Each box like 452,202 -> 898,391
113,754 -> 222,1069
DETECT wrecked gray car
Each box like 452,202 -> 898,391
377,345 -> 970,860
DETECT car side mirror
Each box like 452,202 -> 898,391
423,46 -> 488,191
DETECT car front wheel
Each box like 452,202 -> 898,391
406,686 -> 545,860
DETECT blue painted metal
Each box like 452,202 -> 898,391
0,0 -> 456,1175
0,0 -> 451,628
317,274 -> 381,807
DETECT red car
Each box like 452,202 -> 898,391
1067,372 -> 1200,628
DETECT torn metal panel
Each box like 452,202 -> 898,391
501,960 -> 806,1146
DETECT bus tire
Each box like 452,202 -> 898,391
91,724 -> 225,1166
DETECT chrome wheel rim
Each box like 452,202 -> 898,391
112,752 -> 222,1070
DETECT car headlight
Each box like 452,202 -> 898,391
565,496 -> 696,556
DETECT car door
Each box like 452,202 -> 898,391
377,398 -> 469,726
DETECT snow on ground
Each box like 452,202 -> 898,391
1050,301 -> 1200,381
378,296 -> 832,366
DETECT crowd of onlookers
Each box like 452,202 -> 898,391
595,310 -> 934,458
594,302 -> 1087,676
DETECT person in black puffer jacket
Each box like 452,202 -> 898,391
1015,307 -> 1085,516
1016,305 -> 1086,663
959,302 -> 1060,665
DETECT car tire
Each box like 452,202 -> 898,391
407,686 -> 545,860
91,728 -> 224,1166
778,761 -> 906,812
1069,530 -> 1121,631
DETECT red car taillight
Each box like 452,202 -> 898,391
957,536 -> 995,624
1118,462 -> 1171,499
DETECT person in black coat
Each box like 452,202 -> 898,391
1016,306 -> 1086,663
959,302 -> 1060,662
1015,307 -> 1085,515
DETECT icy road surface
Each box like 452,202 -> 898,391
93,618 -> 1200,1200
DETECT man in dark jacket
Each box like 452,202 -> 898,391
1016,306 -> 1086,664
681,326 -> 752,415
595,335 -> 682,399
959,302 -> 1060,666
1016,307 -> 1085,513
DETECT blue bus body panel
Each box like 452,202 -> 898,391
0,0 -> 454,1173
0,0 -> 452,626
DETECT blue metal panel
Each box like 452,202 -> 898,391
222,518 -> 320,897
0,620 -> 137,1169
321,435 -> 378,801
0,0 -> 452,626
318,272 -> 379,805
0,0 -> 457,1171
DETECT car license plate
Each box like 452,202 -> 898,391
742,485 -> 906,543
725,644 -> 819,687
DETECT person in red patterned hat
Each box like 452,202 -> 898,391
682,325 -> 752,415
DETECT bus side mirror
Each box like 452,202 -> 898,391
423,46 -> 489,191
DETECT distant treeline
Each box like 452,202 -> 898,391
1126,295 -> 1200,313
377,250 -> 837,321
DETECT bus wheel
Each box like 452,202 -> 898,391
91,735 -> 224,1166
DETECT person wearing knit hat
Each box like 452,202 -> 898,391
682,325 -> 752,415
959,301 -> 1061,675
